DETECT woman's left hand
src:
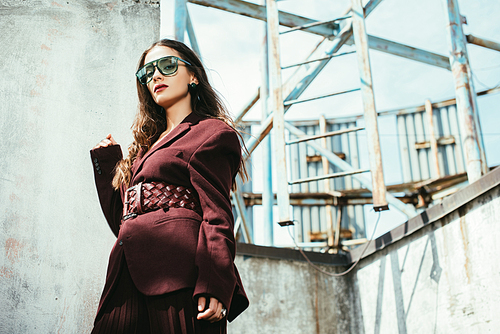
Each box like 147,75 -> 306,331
197,296 -> 226,322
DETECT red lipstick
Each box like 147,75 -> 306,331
154,84 -> 168,93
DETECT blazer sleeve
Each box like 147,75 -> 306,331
90,145 -> 123,237
188,127 -> 246,319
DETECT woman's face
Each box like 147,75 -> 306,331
143,46 -> 198,110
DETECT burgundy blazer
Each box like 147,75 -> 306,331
90,112 -> 249,322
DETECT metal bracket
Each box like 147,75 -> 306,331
278,220 -> 295,227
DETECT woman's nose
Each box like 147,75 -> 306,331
152,66 -> 163,81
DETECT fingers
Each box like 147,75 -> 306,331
197,296 -> 206,313
93,134 -> 118,149
106,134 -> 118,145
197,297 -> 225,322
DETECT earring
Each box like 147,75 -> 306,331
189,82 -> 197,89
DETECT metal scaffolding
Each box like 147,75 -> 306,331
160,0 -> 498,252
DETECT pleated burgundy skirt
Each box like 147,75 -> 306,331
91,258 -> 227,334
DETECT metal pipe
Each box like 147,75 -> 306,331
284,88 -> 360,106
364,0 -> 384,16
260,10 -> 274,246
351,0 -> 388,211
234,89 -> 259,124
425,99 -> 441,178
289,169 -> 370,185
281,51 -> 356,70
442,0 -> 488,182
267,0 -> 291,225
334,206 -> 343,248
280,16 -> 351,35
231,188 -> 253,243
286,126 -> 364,145
175,0 -> 188,41
320,115 -> 335,248
466,34 -> 500,53
367,35 -> 451,70
284,122 -> 417,217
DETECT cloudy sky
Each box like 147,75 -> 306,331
164,0 -> 500,244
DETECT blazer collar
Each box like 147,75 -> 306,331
131,112 -> 205,180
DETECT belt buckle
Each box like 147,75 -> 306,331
122,182 -> 143,221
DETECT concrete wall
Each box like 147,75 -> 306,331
353,184 -> 500,334
229,255 -> 363,334
0,1 -> 159,332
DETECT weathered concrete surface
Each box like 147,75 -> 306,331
0,1 -> 159,332
229,255 -> 363,334
353,184 -> 500,333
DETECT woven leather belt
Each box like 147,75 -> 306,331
122,182 -> 201,221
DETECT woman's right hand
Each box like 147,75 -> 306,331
93,134 -> 118,149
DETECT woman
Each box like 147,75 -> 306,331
90,39 -> 249,333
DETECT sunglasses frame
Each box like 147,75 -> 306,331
136,56 -> 192,85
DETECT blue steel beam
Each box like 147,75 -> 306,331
442,0 -> 488,182
466,34 -> 500,53
351,0 -> 388,210
367,35 -> 451,70
266,0 -> 291,225
364,0 -> 384,16
260,22 -> 274,245
175,0 -> 187,41
232,185 -> 253,243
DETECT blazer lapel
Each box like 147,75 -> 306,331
131,112 -> 203,180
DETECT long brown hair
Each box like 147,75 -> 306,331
113,39 -> 248,191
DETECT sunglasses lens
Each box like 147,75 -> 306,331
158,57 -> 178,76
137,64 -> 155,84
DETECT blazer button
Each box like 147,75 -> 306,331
119,240 -> 123,246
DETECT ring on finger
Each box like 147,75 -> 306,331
220,308 -> 227,318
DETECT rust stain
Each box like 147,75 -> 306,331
31,106 -> 41,115
41,44 -> 51,51
47,29 -> 63,42
51,1 -> 64,7
459,217 -> 471,284
57,298 -> 70,334
30,89 -> 41,97
36,75 -> 47,88
16,176 -> 26,188
9,193 -> 20,202
48,28 -> 62,36
0,267 -> 13,278
5,238 -> 24,264
106,2 -> 117,11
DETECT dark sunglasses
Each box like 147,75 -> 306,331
136,56 -> 192,85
